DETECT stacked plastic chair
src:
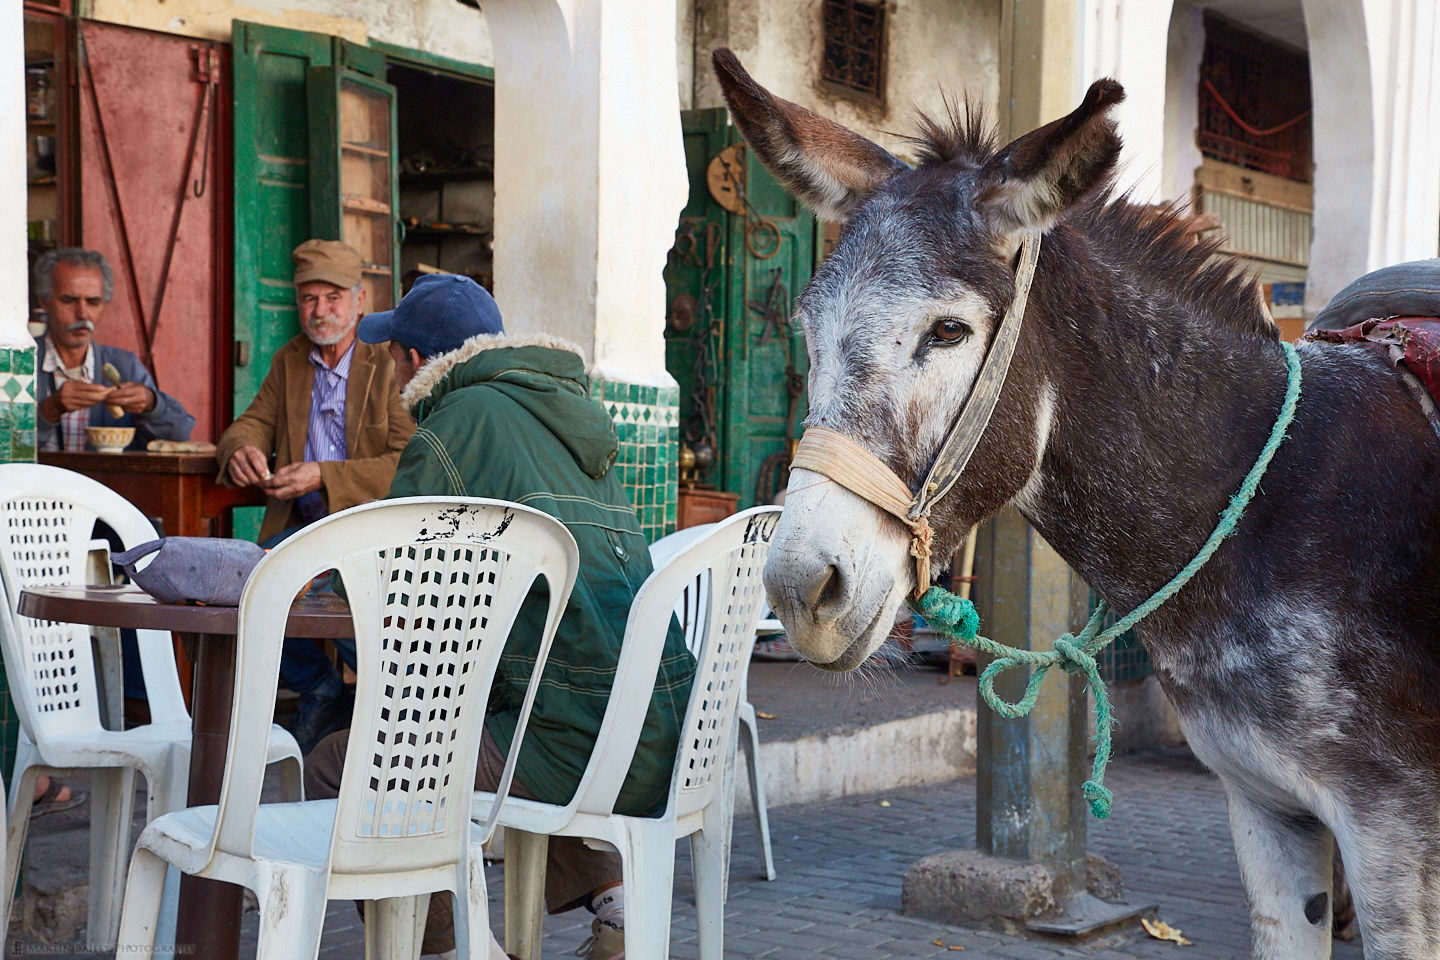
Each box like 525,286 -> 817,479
649,522 -> 777,885
485,506 -> 781,960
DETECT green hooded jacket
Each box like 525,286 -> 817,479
388,334 -> 694,816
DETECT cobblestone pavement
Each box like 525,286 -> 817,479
14,750 -> 1366,959
287,749 -> 1360,960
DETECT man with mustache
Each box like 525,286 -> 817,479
34,248 -> 195,452
216,239 -> 415,750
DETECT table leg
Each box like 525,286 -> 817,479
174,631 -> 243,960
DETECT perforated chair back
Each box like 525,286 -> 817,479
208,498 -> 578,879
649,524 -> 715,657
0,464 -> 186,742
568,507 -> 779,821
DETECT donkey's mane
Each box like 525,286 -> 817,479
903,103 -> 1277,342
902,95 -> 998,169
1072,197 -> 1278,341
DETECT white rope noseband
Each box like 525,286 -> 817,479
790,233 -> 1043,597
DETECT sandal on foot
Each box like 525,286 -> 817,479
31,779 -> 87,818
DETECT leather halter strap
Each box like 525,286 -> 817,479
789,233 -> 1043,596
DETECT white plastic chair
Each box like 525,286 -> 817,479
484,506 -> 781,960
114,497 -> 579,960
0,463 -> 305,946
649,524 -> 776,884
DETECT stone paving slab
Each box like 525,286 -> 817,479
10,750 -> 1367,959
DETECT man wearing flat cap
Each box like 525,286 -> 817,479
216,239 -> 415,747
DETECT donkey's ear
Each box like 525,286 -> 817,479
712,47 -> 906,222
974,79 -> 1125,241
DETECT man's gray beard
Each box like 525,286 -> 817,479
305,318 -> 356,346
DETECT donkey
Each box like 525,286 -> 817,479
712,49 -> 1440,960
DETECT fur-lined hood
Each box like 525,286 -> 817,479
400,331 -> 619,479
400,331 -> 585,410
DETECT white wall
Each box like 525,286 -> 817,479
692,0 -> 1002,159
486,0 -> 687,385
87,0 -> 493,66
1084,0 -> 1440,316
1078,0 -> 1175,201
2,0 -> 27,349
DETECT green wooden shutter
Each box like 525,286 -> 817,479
306,65 -> 401,311
231,20 -> 333,412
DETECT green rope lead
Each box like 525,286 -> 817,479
913,341 -> 1303,818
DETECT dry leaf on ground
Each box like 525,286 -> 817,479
1141,916 -> 1192,946
756,711 -> 777,719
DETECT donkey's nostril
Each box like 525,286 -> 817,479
810,563 -> 846,615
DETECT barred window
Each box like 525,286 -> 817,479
822,0 -> 886,102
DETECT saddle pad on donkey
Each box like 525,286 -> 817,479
1306,317 -> 1440,435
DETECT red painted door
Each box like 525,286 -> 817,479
78,21 -> 230,441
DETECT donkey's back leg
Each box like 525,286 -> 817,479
1223,783 -> 1333,960
1332,816 -> 1440,960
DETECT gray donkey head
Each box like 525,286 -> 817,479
712,49 -> 1125,669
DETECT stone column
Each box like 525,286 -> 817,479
482,0 -> 687,538
2,0 -> 36,465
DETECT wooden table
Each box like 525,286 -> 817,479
37,450 -> 264,539
18,583 -> 352,960
37,451 -> 267,704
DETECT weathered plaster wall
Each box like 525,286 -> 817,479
486,0 -> 686,385
691,0 -> 1002,160
1162,1 -> 1205,205
87,0 -> 493,66
2,0 -> 27,350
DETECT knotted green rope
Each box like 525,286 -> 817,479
913,341 -> 1302,818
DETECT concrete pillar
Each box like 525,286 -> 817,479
973,508 -> 1091,891
483,0 -> 686,387
481,0 -> 686,538
1304,0 -> 1440,315
1076,0 -> 1175,202
2,2 -> 27,352
988,2 -> 1093,888
2,0 -> 36,466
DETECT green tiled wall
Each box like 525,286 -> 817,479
0,344 -> 37,464
590,377 -> 679,542
0,343 -> 35,785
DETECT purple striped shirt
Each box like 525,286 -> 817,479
294,343 -> 353,523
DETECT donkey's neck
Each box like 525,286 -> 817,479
1017,231 -> 1290,621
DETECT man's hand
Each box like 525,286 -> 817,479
107,382 -> 156,415
47,380 -> 113,415
227,445 -> 272,487
262,461 -> 323,500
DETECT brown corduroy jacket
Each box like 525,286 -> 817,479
215,335 -> 416,542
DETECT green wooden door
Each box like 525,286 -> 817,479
723,140 -> 815,507
664,110 -> 816,510
664,110 -> 732,495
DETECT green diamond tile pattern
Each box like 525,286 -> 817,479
0,346 -> 36,779
591,376 -> 679,542
0,350 -> 38,465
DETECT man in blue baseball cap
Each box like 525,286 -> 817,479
309,273 -> 695,960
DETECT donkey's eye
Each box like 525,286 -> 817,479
931,318 -> 971,343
